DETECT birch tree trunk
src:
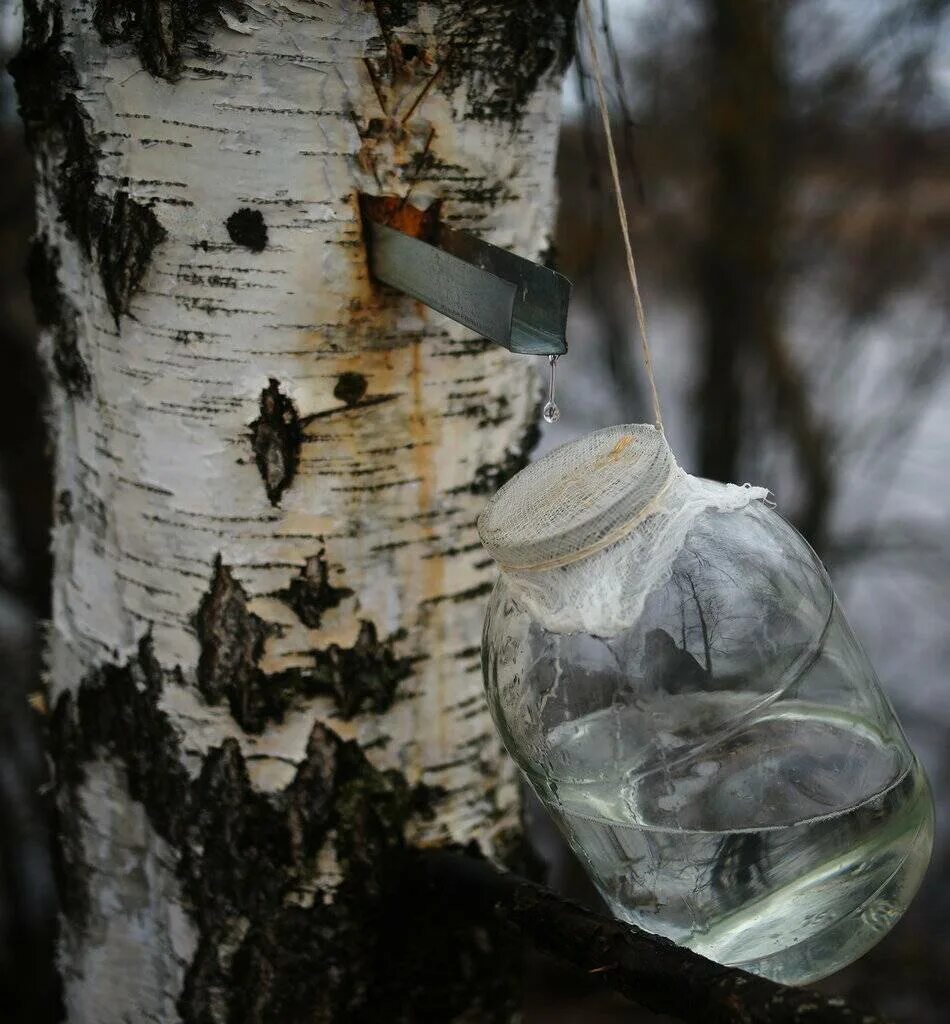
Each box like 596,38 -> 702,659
13,2 -> 576,1020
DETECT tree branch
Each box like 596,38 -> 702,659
405,848 -> 894,1024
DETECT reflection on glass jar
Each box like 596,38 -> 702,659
479,424 -> 933,985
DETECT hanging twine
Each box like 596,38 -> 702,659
580,0 -> 664,432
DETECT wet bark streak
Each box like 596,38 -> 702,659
21,0 -> 574,1020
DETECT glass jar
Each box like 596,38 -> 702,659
478,424 -> 933,985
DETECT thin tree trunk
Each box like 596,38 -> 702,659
697,0 -> 784,483
13,2 -> 576,1020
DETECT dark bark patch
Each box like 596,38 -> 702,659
51,636 -> 517,1022
467,413 -> 541,496
12,9 -> 163,330
371,0 -> 418,33
195,557 -> 408,730
226,208 -> 268,252
10,10 -> 107,257
434,2 -> 578,123
57,490 -> 73,524
47,694 -> 91,928
99,191 -> 168,325
279,551 -> 353,629
195,556 -> 273,733
333,372 -> 368,407
28,236 -> 91,398
298,620 -> 414,721
58,97 -> 108,258
250,379 -> 302,507
9,5 -> 78,146
93,0 -> 244,81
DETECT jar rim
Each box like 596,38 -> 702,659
477,423 -> 676,571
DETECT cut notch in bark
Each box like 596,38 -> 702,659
360,193 -> 442,245
249,378 -> 303,507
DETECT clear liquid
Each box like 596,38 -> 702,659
533,698 -> 934,985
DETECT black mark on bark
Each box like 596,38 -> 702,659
94,0 -> 245,81
195,556 -> 273,733
280,551 -> 353,629
226,207 -> 268,252
99,191 -> 168,325
333,372 -> 368,406
28,237 -> 91,397
250,379 -> 302,507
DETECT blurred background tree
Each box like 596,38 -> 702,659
2,0 -> 949,1021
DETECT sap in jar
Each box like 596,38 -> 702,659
478,424 -> 932,985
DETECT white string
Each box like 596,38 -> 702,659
580,0 -> 664,432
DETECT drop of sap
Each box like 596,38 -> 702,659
543,354 -> 561,423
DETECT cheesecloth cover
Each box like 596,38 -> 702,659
477,423 -> 769,636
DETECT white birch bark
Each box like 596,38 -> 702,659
22,1 -> 574,1020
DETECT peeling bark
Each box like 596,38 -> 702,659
20,0 -> 574,1019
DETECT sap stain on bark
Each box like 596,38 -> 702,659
333,372 -> 368,406
226,207 -> 268,252
250,379 -> 302,507
28,236 -> 91,397
94,0 -> 245,81
99,191 -> 168,325
280,551 -> 354,629
195,556 -> 273,733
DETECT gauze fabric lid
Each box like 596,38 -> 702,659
477,423 -> 674,572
